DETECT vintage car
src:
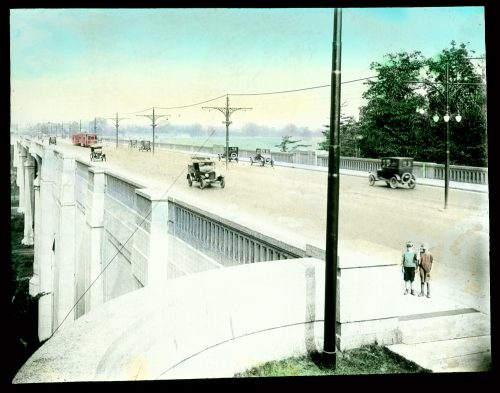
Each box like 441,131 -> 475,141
187,156 -> 225,189
369,157 -> 416,189
90,145 -> 106,162
250,148 -> 274,167
218,146 -> 239,162
48,136 -> 57,145
129,139 -> 138,148
139,140 -> 151,152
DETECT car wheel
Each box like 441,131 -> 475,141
230,153 -> 237,160
389,177 -> 398,189
408,179 -> 416,189
369,174 -> 376,186
220,179 -> 225,188
188,177 -> 192,187
401,172 -> 412,183
200,178 -> 205,189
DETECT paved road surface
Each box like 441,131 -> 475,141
55,140 -> 490,313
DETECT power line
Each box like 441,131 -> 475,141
203,95 -> 252,169
38,76 -> 378,129
51,129 -> 218,338
122,107 -> 154,115
156,94 -> 228,110
228,76 -> 378,97
107,113 -> 129,148
136,108 -> 170,154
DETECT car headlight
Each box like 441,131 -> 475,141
205,173 -> 209,178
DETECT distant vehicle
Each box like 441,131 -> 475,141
90,145 -> 106,162
218,146 -> 239,162
72,132 -> 97,147
187,156 -> 225,189
129,140 -> 138,148
369,157 -> 416,189
139,140 -> 151,152
250,148 -> 274,167
48,136 -> 57,145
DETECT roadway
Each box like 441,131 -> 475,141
54,139 -> 490,313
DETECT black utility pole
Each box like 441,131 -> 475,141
323,7 -> 342,369
136,108 -> 169,154
444,63 -> 450,209
108,113 -> 129,148
203,95 -> 251,169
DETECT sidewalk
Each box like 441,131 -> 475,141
387,284 -> 491,372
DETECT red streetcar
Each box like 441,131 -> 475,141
72,132 -> 97,147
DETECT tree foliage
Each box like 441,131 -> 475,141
276,135 -> 311,152
318,115 -> 362,157
326,42 -> 488,167
358,51 -> 428,159
424,41 -> 487,167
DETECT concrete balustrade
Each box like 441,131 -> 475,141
101,137 -> 487,185
168,197 -> 307,267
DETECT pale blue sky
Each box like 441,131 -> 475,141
10,7 -> 486,131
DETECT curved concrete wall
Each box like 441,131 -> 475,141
14,258 -> 326,382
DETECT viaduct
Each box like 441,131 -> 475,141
11,137 -> 490,380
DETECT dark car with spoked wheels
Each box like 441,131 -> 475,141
90,145 -> 106,162
250,148 -> 274,167
369,157 -> 416,189
187,156 -> 225,189
218,146 -> 239,162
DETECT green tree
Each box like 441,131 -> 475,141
357,51 -> 428,159
357,43 -> 486,167
318,117 -> 362,156
275,135 -> 311,152
423,42 -> 487,167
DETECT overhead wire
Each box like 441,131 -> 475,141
48,74 -> 379,334
50,129 -> 217,336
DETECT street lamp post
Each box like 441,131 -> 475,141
431,107 -> 462,209
413,57 -> 484,209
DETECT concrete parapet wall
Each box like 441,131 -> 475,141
13,251 -> 405,382
306,243 -> 401,350
14,258 -> 326,382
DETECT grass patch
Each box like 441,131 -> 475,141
235,345 -> 430,377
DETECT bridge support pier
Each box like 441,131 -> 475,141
52,154 -> 76,332
134,188 -> 169,287
86,167 -> 105,310
38,149 -> 56,341
29,176 -> 40,296
21,154 -> 35,245
16,144 -> 26,214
